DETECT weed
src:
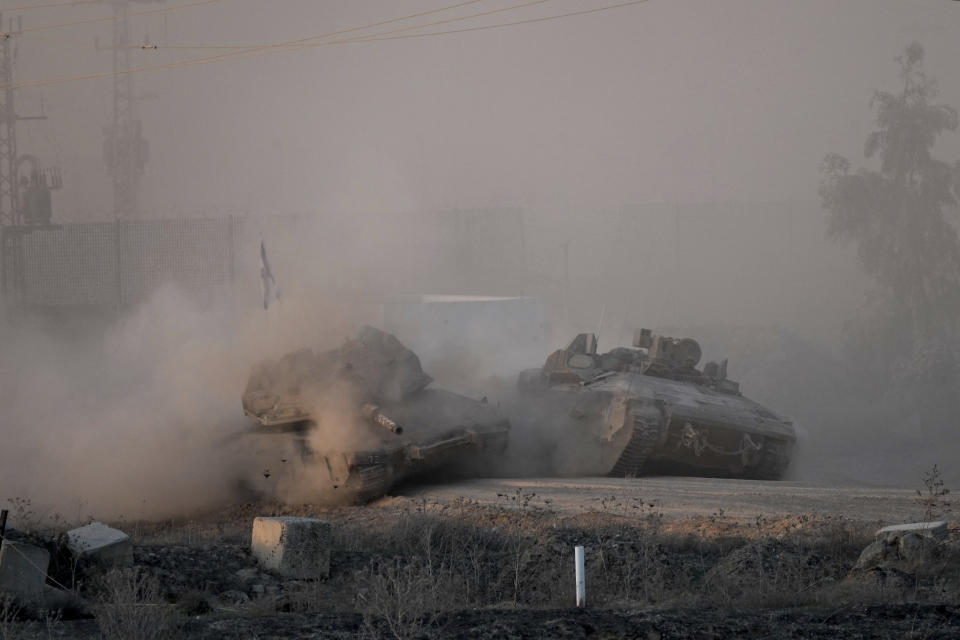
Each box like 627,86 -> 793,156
916,464 -> 952,521
92,568 -> 179,640
586,497 -> 672,606
450,495 -> 478,518
3,499 -> 67,542
0,594 -> 22,640
753,514 -> 770,537
498,488 -> 541,606
41,609 -> 61,640
357,557 -> 450,640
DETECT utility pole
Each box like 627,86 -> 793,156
0,13 -> 21,228
101,0 -> 162,220
0,12 -> 20,303
0,13 -> 56,304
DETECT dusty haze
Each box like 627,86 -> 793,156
2,0 -> 959,522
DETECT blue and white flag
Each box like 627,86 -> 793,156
260,240 -> 281,310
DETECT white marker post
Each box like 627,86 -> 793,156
574,545 -> 585,607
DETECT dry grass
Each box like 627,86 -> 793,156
0,593 -> 64,640
357,557 -> 453,640
0,594 -> 23,640
92,568 -> 179,640
7,493 -> 951,636
334,499 -> 958,615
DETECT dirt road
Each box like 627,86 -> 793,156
396,476 -> 928,523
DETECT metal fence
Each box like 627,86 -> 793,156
1,217 -> 238,308
0,208 -> 524,311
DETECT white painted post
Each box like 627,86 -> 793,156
574,545 -> 585,607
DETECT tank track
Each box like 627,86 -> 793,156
609,413 -> 663,478
744,440 -> 792,480
348,464 -> 392,503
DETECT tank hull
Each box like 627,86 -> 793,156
516,338 -> 796,480
240,328 -> 510,503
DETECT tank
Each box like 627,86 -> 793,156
515,329 -> 796,479
240,326 -> 510,503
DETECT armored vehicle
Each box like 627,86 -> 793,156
516,330 -> 795,479
241,326 -> 510,503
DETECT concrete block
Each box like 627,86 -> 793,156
0,540 -> 50,599
251,517 -> 331,579
897,532 -> 938,563
853,539 -> 889,570
65,522 -> 133,567
876,521 -> 947,542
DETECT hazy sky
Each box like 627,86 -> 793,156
8,0 -> 960,218
5,1 -> 960,510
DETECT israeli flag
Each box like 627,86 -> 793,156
260,240 -> 281,310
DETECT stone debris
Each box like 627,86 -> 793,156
853,521 -> 950,574
251,517 -> 331,579
853,540 -> 887,570
0,539 -> 50,599
876,521 -> 947,542
66,522 -> 133,567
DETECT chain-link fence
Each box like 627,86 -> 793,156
0,208 -> 526,311
1,217 -> 239,308
0,202 -> 854,345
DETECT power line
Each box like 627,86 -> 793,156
3,0 -> 649,90
3,0 -> 99,11
12,0 -> 488,54
107,0 -> 553,51
3,0 -> 553,88
352,0 -> 649,44
10,0 -> 480,40
146,0 -> 647,58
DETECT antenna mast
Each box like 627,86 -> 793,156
102,0 -> 161,220
0,13 -> 57,304
0,13 -> 21,228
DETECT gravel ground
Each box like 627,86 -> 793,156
396,475 -> 929,522
5,475 -> 957,639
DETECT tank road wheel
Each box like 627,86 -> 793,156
609,405 -> 665,478
745,440 -> 792,480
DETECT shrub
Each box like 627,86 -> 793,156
93,568 -> 179,640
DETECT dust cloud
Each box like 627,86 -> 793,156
0,268 -> 377,522
0,287 -> 249,522
2,1 -> 960,523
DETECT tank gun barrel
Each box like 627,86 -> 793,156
361,403 -> 404,435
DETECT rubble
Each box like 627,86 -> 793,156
0,539 -> 50,599
853,540 -> 887,570
853,521 -> 948,572
251,517 -> 331,579
65,522 -> 133,567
